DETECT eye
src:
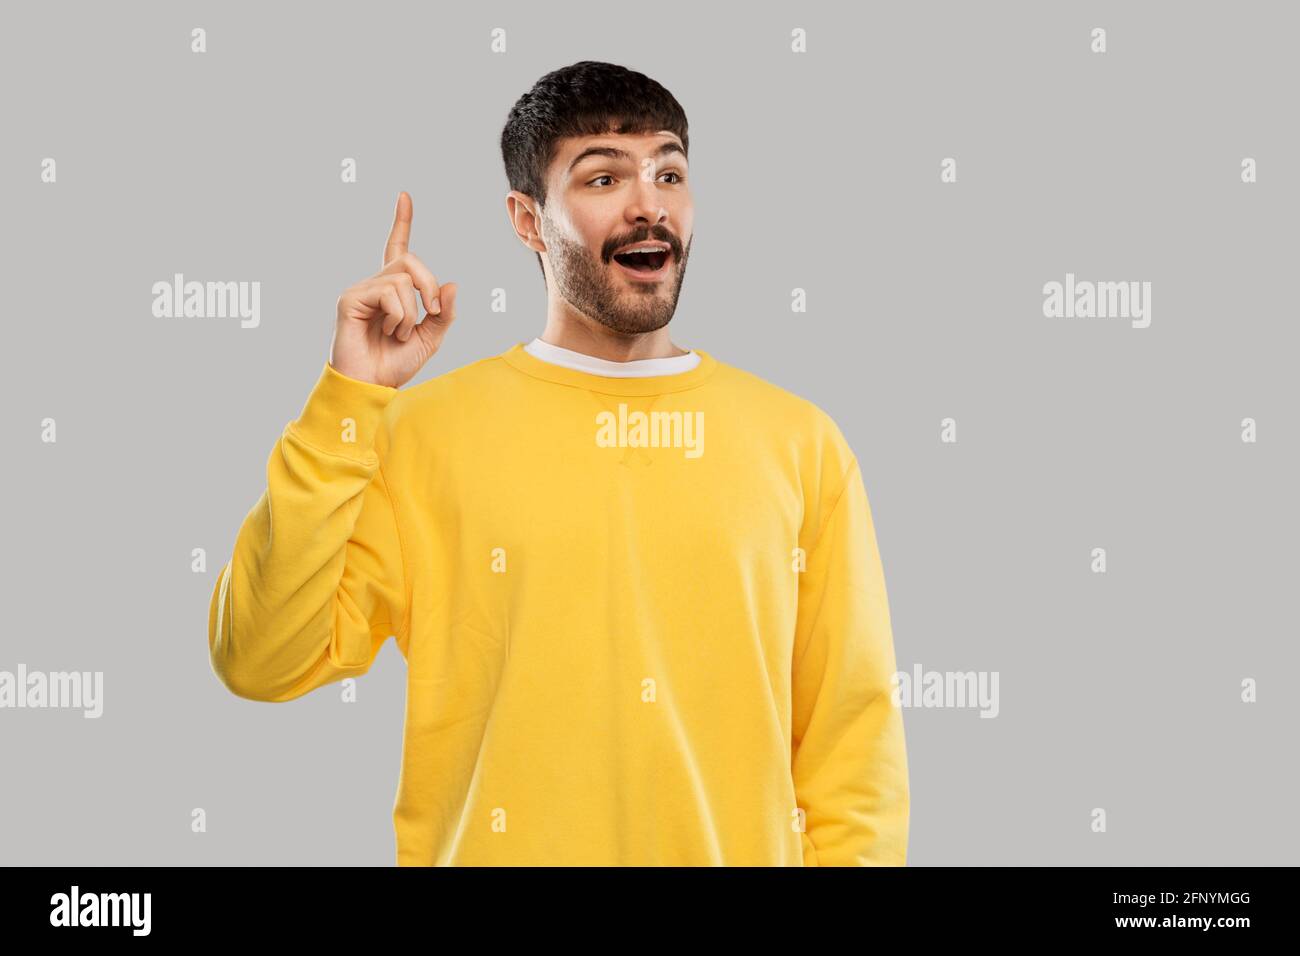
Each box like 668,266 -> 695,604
587,171 -> 685,188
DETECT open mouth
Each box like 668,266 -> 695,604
612,247 -> 671,278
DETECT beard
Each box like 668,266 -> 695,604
544,223 -> 692,335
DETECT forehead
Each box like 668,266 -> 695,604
554,130 -> 686,176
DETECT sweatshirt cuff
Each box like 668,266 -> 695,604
287,361 -> 398,458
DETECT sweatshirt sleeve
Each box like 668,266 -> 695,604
791,455 -> 910,865
208,361 -> 409,703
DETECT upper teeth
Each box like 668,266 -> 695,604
619,246 -> 664,254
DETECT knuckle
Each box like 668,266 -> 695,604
403,251 -> 435,281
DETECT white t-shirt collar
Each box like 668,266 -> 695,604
523,337 -> 700,377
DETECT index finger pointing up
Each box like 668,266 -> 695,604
383,191 -> 413,268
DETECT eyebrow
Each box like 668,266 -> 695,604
567,140 -> 687,174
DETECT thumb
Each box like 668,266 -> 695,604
411,281 -> 458,352
433,281 -> 457,329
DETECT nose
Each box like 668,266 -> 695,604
626,173 -> 667,226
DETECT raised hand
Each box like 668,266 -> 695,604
329,191 -> 459,388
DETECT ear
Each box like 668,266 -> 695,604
506,191 -> 547,253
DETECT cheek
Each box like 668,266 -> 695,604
551,200 -> 604,245
571,216 -> 618,256
671,208 -> 693,240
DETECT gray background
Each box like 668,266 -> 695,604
1,0 -> 1296,865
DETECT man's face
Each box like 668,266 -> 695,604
537,129 -> 693,335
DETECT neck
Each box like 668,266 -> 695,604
539,304 -> 687,362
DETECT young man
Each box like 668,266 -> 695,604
208,61 -> 909,866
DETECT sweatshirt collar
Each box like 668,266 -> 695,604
501,342 -> 719,396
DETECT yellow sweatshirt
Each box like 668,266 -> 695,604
208,343 -> 909,866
